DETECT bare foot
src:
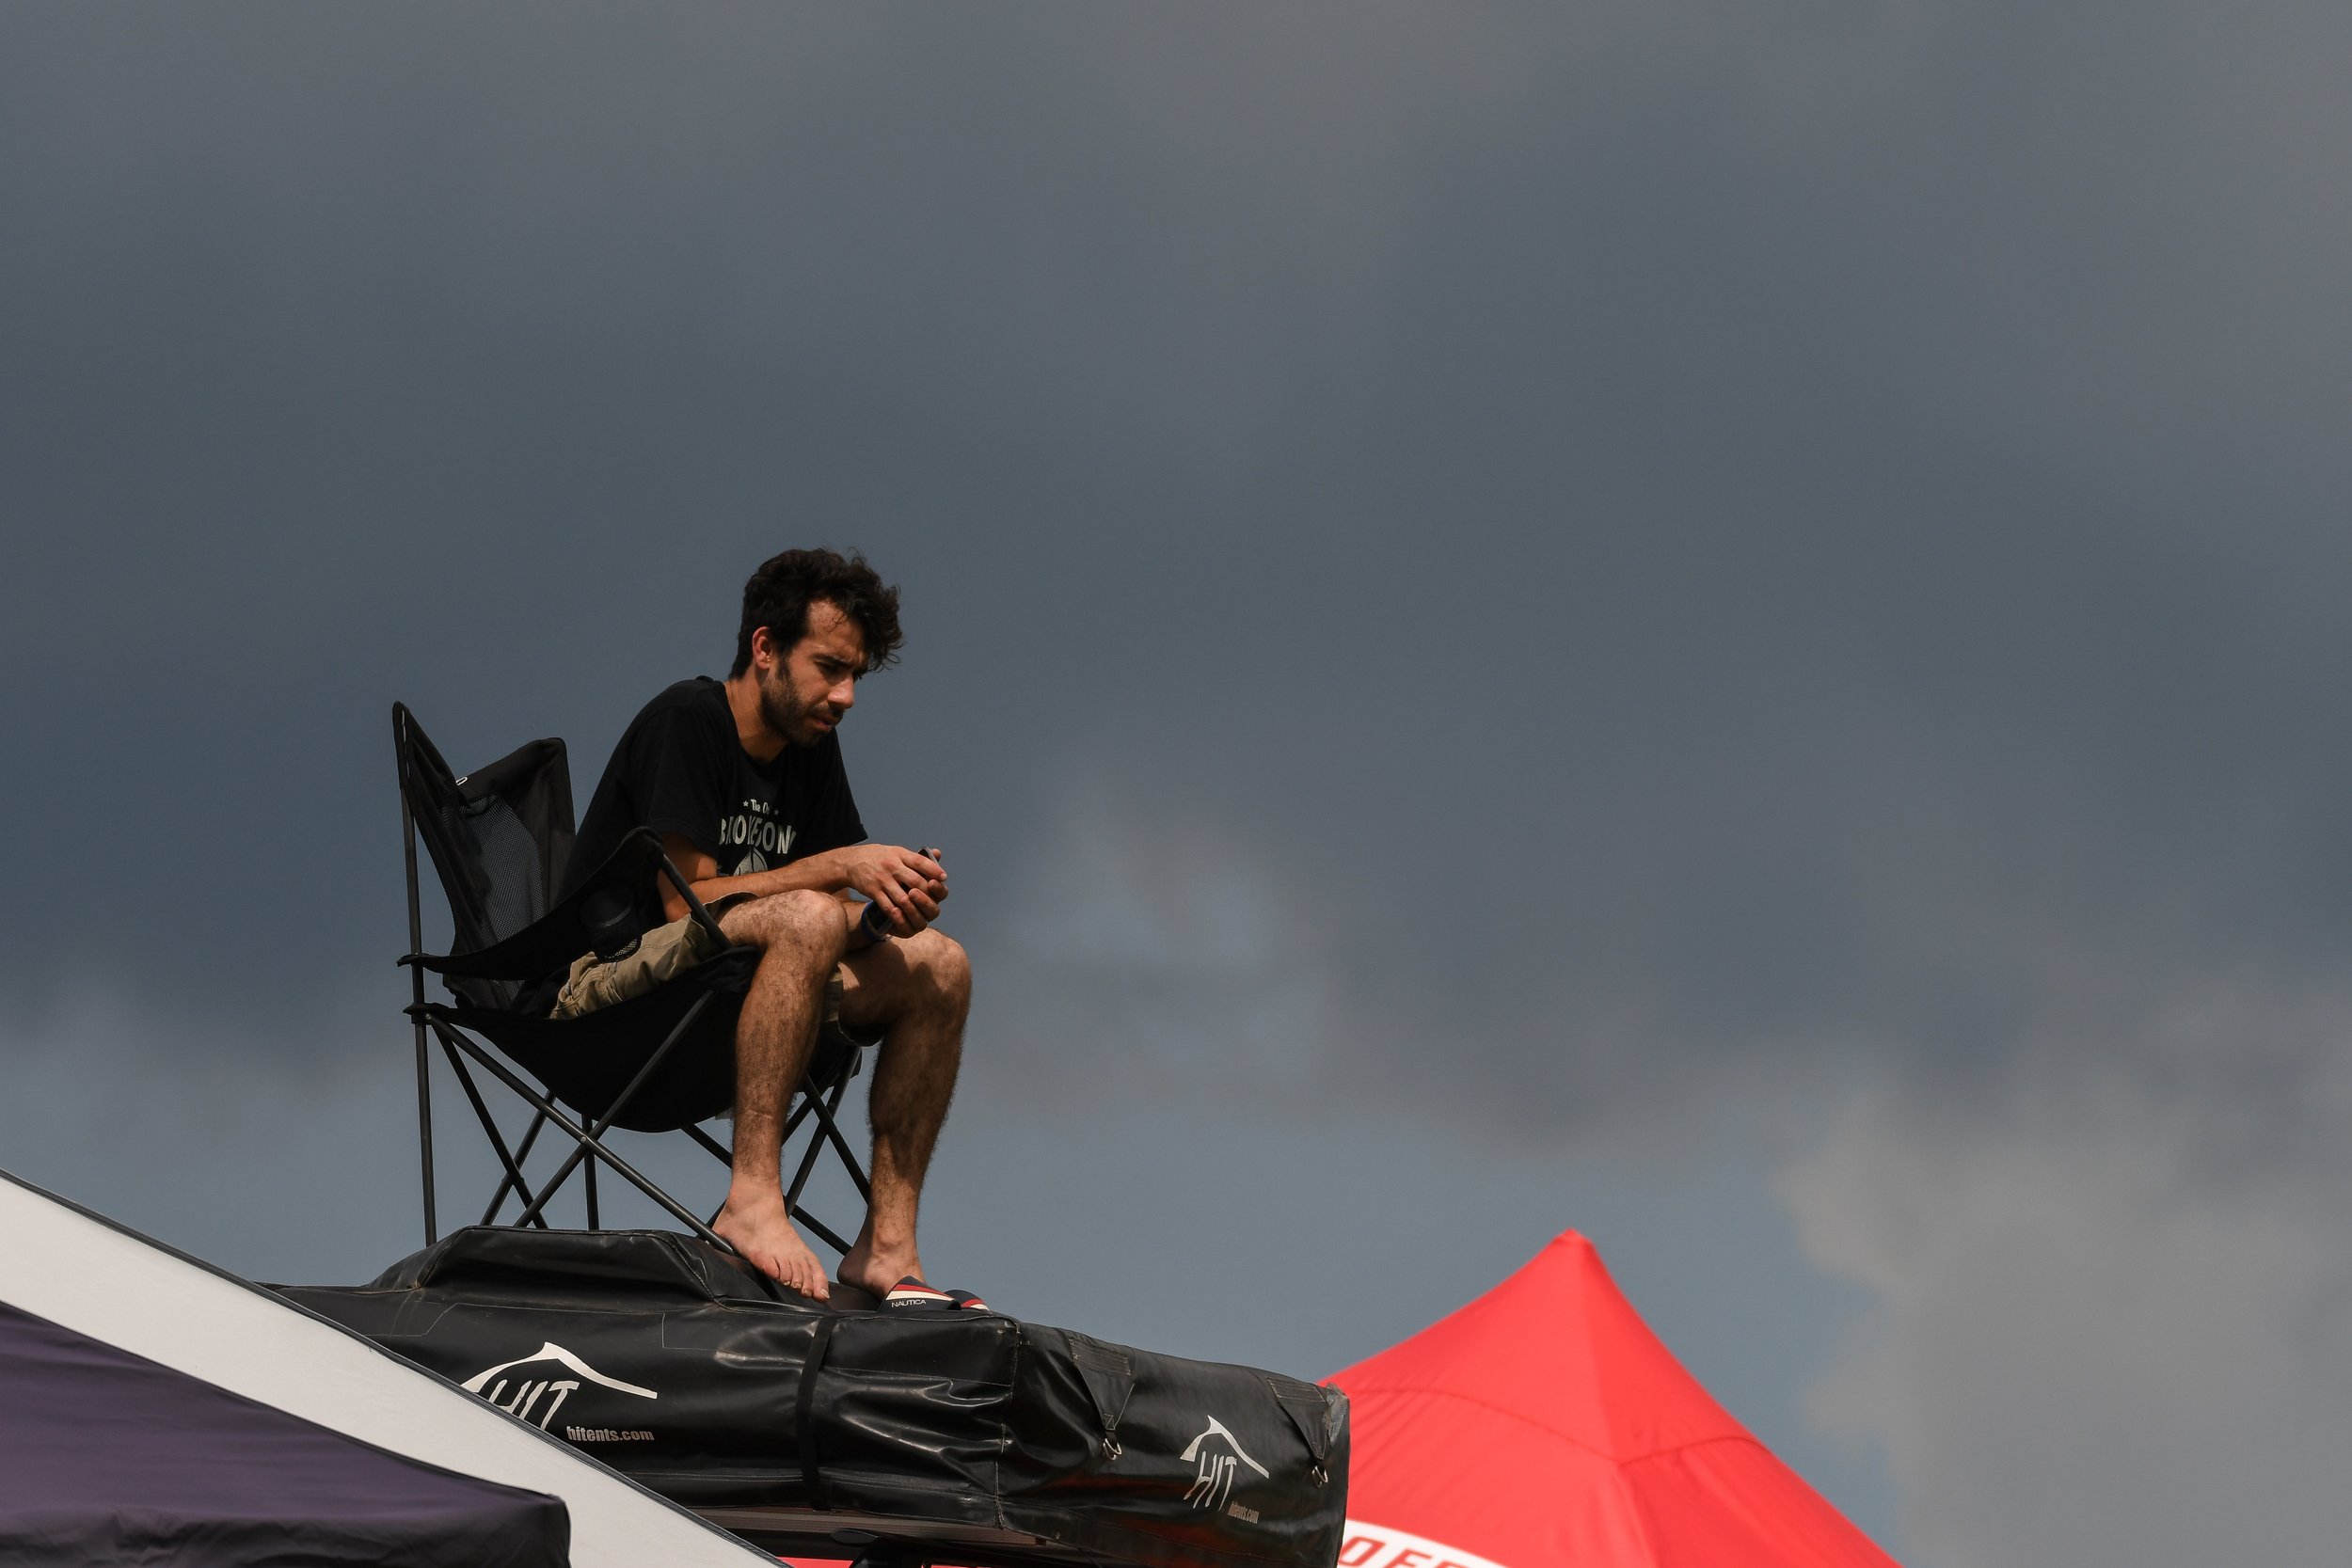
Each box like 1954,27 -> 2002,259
713,1191 -> 830,1302
838,1237 -> 925,1299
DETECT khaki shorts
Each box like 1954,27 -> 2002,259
550,912 -> 726,1020
552,911 -> 882,1053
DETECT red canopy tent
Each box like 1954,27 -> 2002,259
1327,1231 -> 1899,1568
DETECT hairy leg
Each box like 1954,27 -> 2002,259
834,927 -> 970,1295
711,890 -> 847,1300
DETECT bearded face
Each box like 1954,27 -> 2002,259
756,656 -> 817,742
752,599 -> 866,747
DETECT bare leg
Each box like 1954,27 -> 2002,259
710,890 -> 845,1301
834,927 -> 970,1295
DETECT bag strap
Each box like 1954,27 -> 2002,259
795,1314 -> 841,1508
1069,1335 -> 1136,1461
1270,1379 -> 1339,1485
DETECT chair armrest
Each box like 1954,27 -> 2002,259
415,828 -> 720,982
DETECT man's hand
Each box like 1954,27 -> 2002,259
833,844 -> 947,936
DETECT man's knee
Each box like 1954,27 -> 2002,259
723,889 -> 846,956
904,928 -> 971,1006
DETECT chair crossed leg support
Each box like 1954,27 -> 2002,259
495,990 -> 716,1229
414,994 -> 874,1265
421,1016 -> 735,1251
432,1005 -> 683,1237
481,1111 -> 550,1227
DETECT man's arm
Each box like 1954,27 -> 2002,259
657,833 -> 948,941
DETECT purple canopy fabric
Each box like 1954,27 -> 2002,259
0,1297 -> 568,1567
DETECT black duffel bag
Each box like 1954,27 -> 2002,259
276,1227 -> 1346,1568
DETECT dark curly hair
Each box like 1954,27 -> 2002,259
731,548 -> 904,677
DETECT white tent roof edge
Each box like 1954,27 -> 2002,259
0,1167 -> 774,1568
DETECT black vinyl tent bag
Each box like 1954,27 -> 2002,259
278,1228 -> 1347,1568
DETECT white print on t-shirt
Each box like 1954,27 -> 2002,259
719,797 -> 796,877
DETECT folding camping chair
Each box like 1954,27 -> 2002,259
392,703 -> 875,1262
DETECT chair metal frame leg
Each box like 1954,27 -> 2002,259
397,726 -> 437,1246
501,991 -> 715,1229
787,1065 -> 870,1210
480,1110 -> 549,1226
426,1019 -> 734,1252
438,1038 -> 551,1230
808,1070 -> 873,1208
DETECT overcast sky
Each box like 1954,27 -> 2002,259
8,6 -> 2352,1563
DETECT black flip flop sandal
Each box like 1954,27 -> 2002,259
882,1276 -> 957,1312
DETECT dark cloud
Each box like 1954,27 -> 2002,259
8,1 -> 2352,1102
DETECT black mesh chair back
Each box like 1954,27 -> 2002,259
393,703 -> 873,1264
394,707 -> 576,1011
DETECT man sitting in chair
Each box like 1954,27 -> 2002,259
565,547 -> 967,1304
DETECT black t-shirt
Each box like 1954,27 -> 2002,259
566,677 -> 866,908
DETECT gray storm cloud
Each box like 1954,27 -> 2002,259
1785,1067 -> 2352,1568
6,6 -> 2352,1561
